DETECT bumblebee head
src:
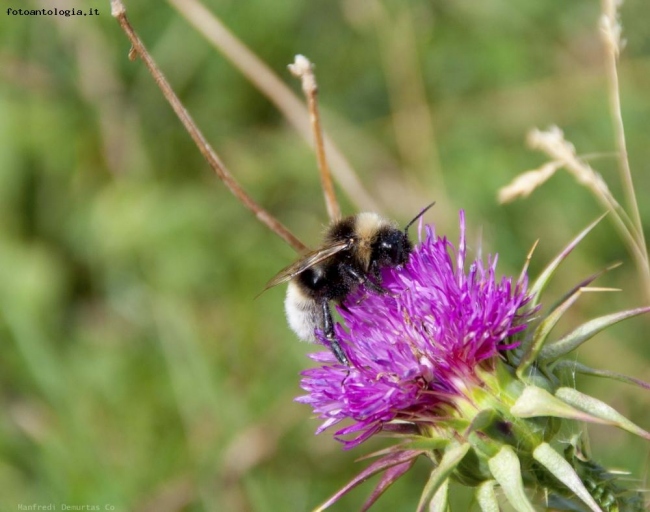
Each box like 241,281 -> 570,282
372,229 -> 412,266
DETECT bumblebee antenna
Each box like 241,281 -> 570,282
111,0 -> 307,254
289,55 -> 341,221
404,201 -> 436,234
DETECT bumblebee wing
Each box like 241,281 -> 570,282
263,240 -> 351,290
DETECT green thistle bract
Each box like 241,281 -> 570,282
299,212 -> 650,512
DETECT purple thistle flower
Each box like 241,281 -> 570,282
297,211 -> 531,448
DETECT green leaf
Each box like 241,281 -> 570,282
539,306 -> 650,362
555,387 -> 650,441
476,481 -> 500,512
416,442 -> 470,512
532,442 -> 603,512
487,446 -> 536,512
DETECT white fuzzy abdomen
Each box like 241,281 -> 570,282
285,281 -> 322,343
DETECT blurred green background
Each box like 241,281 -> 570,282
1,0 -> 649,510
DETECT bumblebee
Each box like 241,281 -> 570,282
266,204 -> 433,364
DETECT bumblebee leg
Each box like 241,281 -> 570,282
341,264 -> 386,294
321,300 -> 349,365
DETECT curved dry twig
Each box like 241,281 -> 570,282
167,0 -> 380,213
111,0 -> 308,253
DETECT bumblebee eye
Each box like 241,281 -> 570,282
374,231 -> 410,265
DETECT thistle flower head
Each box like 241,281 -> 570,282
298,211 -> 531,447
297,212 -> 650,512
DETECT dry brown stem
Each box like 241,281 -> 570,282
600,0 -> 648,277
508,126 -> 650,299
288,55 -> 341,221
167,0 -> 380,213
110,0 -> 307,253
499,0 -> 650,301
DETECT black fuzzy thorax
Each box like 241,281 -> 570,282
296,214 -> 411,303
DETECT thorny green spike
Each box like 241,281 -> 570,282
517,286 -> 582,379
429,479 -> 450,512
532,442 -> 603,512
528,213 -> 607,308
544,261 -> 622,315
517,239 -> 539,287
553,360 -> 650,390
564,445 -> 647,512
487,447 -> 536,512
476,481 -> 499,512
539,306 -> 650,363
513,386 -> 650,440
416,443 -> 470,512
511,385 -> 598,423
555,388 -> 650,440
